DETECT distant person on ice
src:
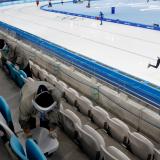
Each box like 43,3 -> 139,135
148,57 -> 160,69
36,0 -> 39,6
99,11 -> 104,25
48,0 -> 52,7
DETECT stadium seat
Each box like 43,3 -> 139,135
32,64 -> 40,78
77,124 -> 105,160
38,69 -> 48,81
64,87 -> 79,105
17,70 -> 27,88
10,135 -> 27,160
0,96 -> 14,132
107,118 -> 130,144
59,108 -> 82,138
100,145 -> 131,160
6,63 -> 17,80
91,106 -> 110,129
55,80 -> 68,93
5,62 -> 27,87
127,132 -> 154,160
26,139 -> 47,160
46,74 -> 57,86
154,149 -> 160,160
76,96 -> 94,117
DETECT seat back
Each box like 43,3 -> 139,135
39,69 -> 48,81
154,149 -> 160,160
59,109 -> 82,138
10,135 -> 27,160
128,132 -> 154,160
100,145 -> 131,160
32,64 -> 40,78
55,80 -> 68,93
91,106 -> 110,129
6,63 -> 17,80
46,74 -> 57,86
17,70 -> 27,88
76,96 -> 94,117
64,87 -> 79,105
0,96 -> 14,132
77,125 -> 105,160
26,138 -> 47,160
108,118 -> 129,144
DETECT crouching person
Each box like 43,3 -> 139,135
19,80 -> 62,138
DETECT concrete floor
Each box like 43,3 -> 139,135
0,68 -> 89,160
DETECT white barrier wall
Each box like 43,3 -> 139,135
1,30 -> 160,142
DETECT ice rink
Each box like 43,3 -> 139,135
0,0 -> 160,86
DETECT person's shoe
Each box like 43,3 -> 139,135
49,131 -> 57,139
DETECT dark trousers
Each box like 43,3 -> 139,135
23,63 -> 32,77
28,117 -> 49,130
149,59 -> 160,69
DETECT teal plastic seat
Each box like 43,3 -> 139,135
6,63 -> 17,80
0,96 -> 14,132
26,139 -> 47,160
6,62 -> 27,88
10,135 -> 27,160
17,70 -> 27,88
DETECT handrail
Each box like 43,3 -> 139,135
0,21 -> 160,108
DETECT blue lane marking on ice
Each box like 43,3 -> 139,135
40,0 -> 160,31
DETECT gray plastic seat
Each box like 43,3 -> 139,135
76,96 -> 94,117
100,145 -> 131,160
46,74 -> 57,86
39,69 -> 48,81
154,149 -> 160,160
108,118 -> 130,144
77,124 -> 105,160
32,64 -> 40,78
59,108 -> 82,138
64,87 -> 79,105
55,80 -> 68,93
128,132 -> 154,160
91,106 -> 110,129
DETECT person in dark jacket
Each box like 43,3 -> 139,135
148,57 -> 160,69
0,39 -> 32,77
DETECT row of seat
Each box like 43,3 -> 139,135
59,103 -> 160,160
0,96 -> 47,160
59,105 -> 131,160
61,97 -> 160,160
30,61 -> 160,160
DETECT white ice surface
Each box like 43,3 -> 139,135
0,1 -> 160,86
